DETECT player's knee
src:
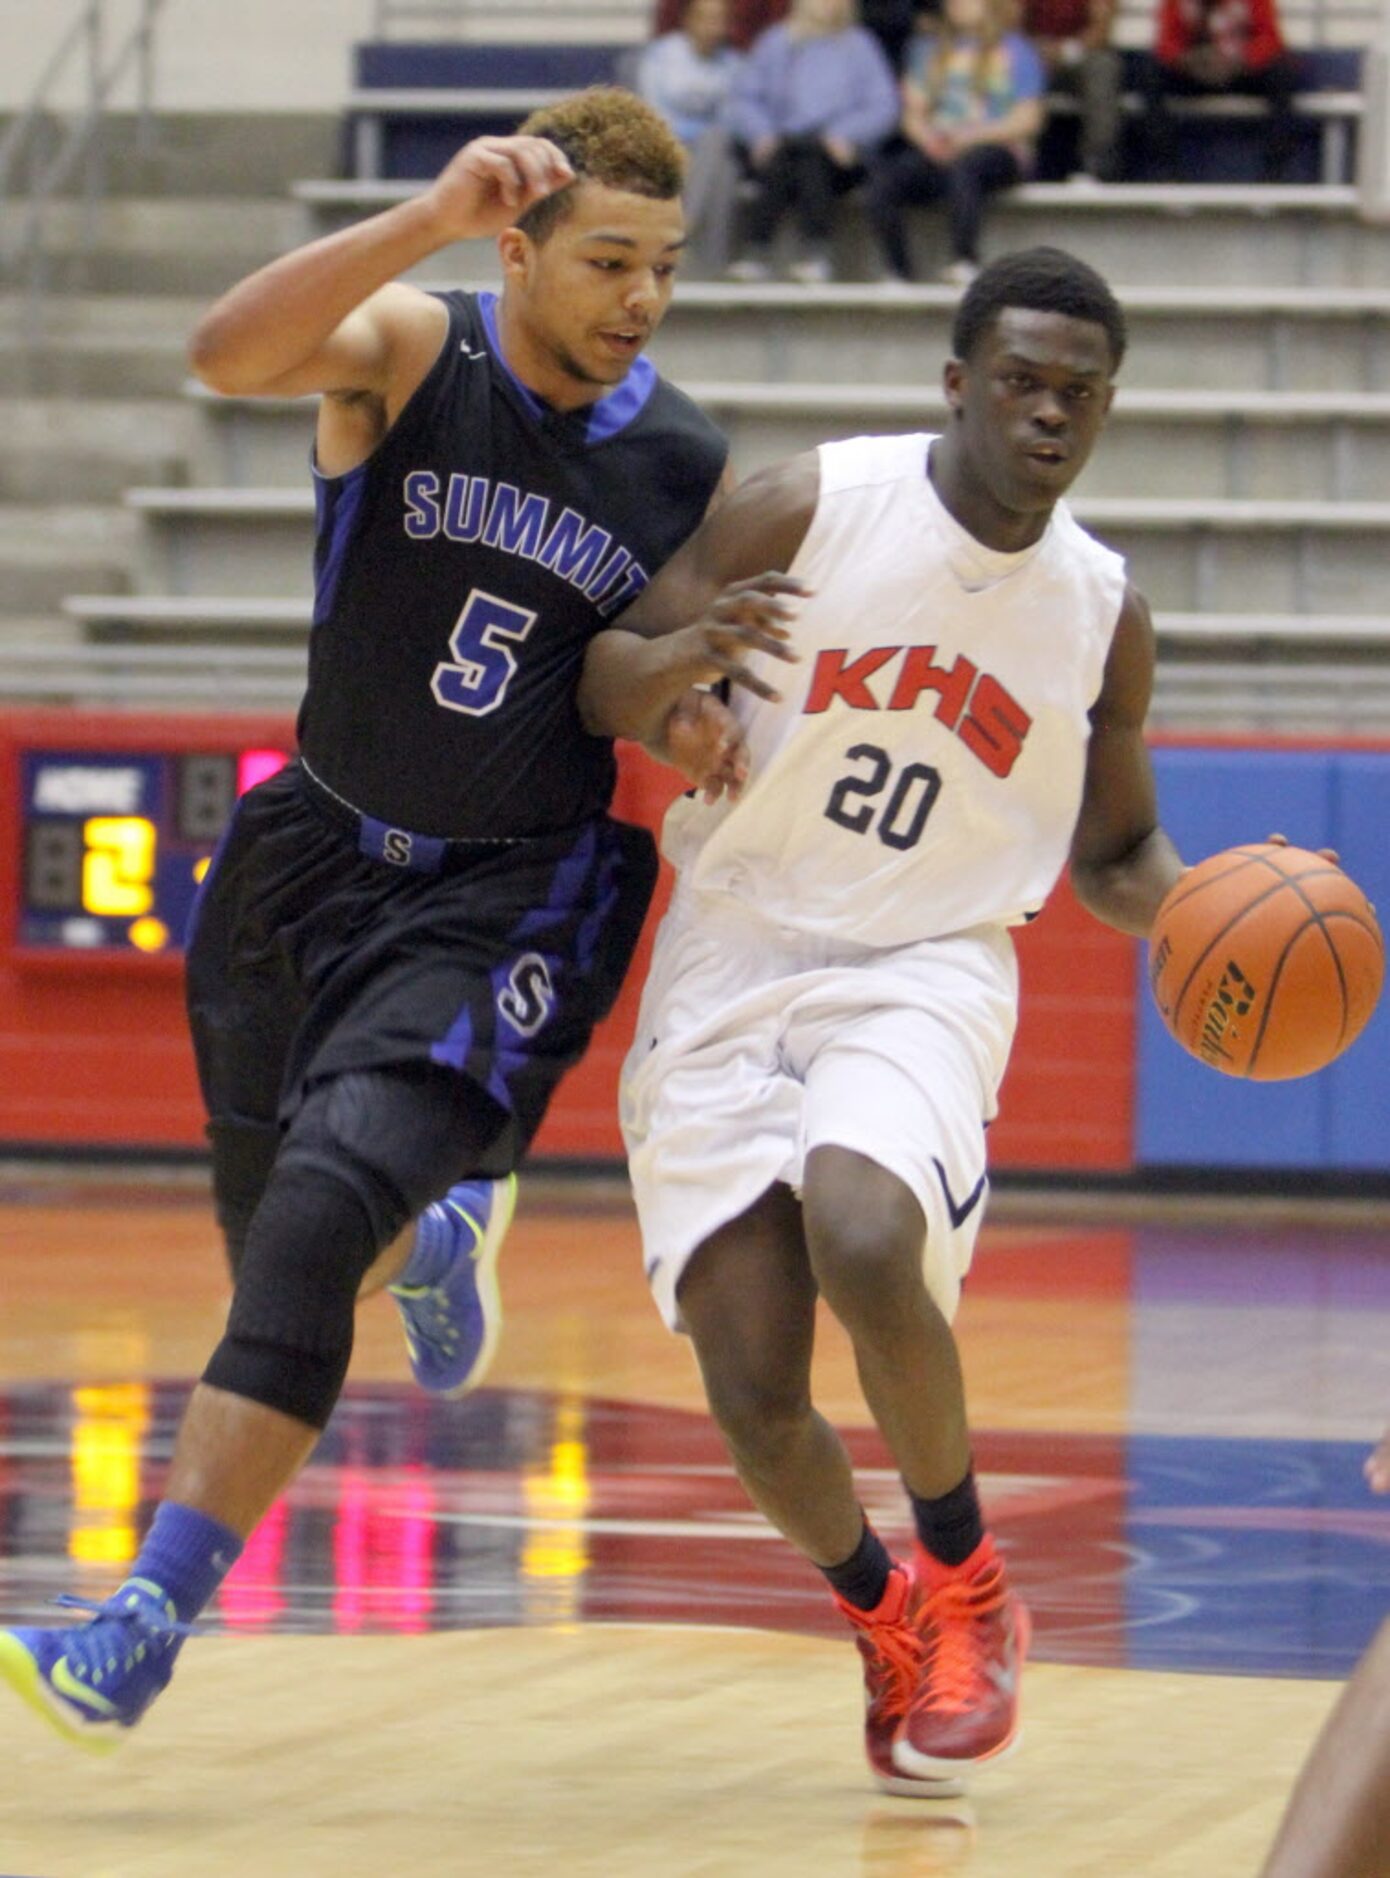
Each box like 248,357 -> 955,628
696,1343 -> 812,1466
294,1065 -> 504,1234
206,1155 -> 387,1429
805,1199 -> 927,1333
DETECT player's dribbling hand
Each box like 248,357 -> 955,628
660,690 -> 751,804
1265,832 -> 1341,865
425,136 -> 576,241
680,573 -> 805,703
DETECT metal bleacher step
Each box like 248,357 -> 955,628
289,180 -> 1385,290
118,482 -> 1390,615
58,593 -> 1390,649
183,378 -> 1390,502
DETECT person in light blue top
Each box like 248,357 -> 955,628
639,0 -> 745,144
726,0 -> 900,282
867,0 -> 1045,285
638,0 -> 747,272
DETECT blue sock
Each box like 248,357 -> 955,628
122,1502 -> 243,1624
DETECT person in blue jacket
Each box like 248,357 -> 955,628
727,0 -> 900,282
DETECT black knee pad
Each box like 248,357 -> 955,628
204,1157 -> 376,1428
207,1117 -> 282,1280
202,1066 -> 503,1429
283,1064 -> 506,1243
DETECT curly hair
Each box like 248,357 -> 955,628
953,247 -> 1128,370
516,88 -> 687,242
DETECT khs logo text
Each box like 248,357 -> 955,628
804,646 -> 1032,779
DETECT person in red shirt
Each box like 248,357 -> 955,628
1022,0 -> 1122,181
652,0 -> 790,49
1137,0 -> 1299,179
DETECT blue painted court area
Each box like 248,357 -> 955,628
1123,1433 -> 1390,1677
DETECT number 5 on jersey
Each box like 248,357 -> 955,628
432,588 -> 537,716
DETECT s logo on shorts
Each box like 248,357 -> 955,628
498,952 -> 556,1037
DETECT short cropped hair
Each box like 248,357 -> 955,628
952,247 -> 1128,372
516,88 -> 687,243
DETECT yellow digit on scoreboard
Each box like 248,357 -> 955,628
82,816 -> 157,917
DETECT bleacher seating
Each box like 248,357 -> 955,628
341,36 -> 1366,185
4,1 -> 1389,726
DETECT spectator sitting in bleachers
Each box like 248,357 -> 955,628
1136,0 -> 1300,180
866,0 -> 1045,285
726,0 -> 900,282
1022,0 -> 1122,181
638,0 -> 746,272
860,0 -> 925,72
653,0 -> 790,50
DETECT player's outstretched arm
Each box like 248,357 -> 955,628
1068,584 -> 1185,937
1258,1426 -> 1390,1878
578,455 -> 816,748
187,136 -> 574,402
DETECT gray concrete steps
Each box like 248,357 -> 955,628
11,281 -> 1390,400
0,398 -> 194,503
118,483 -> 1390,615
0,638 -> 306,708
646,283 -> 1390,393
0,197 -> 307,299
0,503 -> 135,614
293,179 -> 1390,288
60,593 -> 1390,645
17,606 -> 1390,727
186,381 -> 1390,502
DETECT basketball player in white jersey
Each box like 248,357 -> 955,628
578,246 -> 1187,1795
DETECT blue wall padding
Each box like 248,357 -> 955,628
1136,747 -> 1387,1170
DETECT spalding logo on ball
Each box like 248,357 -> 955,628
1149,843 -> 1384,1080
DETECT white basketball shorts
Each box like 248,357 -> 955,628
620,884 -> 1020,1333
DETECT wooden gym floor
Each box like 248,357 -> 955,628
1,1168 -> 1388,1878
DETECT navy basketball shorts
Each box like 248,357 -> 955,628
185,761 -> 658,1176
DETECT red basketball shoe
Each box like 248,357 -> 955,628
833,1563 -> 965,1797
891,1536 -> 1031,1782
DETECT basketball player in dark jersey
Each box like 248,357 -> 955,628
0,90 -> 736,1748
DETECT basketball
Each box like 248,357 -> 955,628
1148,843 -> 1384,1081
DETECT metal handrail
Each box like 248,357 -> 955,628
1,0 -> 169,345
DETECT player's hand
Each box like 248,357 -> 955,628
424,136 -> 575,242
658,690 -> 751,804
1265,831 -> 1341,865
676,573 -> 805,703
1366,1426 -> 1390,1493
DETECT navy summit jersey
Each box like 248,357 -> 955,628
299,289 -> 727,839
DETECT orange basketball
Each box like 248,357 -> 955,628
1149,843 -> 1384,1080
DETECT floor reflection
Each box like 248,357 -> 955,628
0,1378 -> 1385,1674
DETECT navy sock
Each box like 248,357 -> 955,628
124,1502 -> 244,1624
820,1520 -> 894,1612
909,1469 -> 985,1570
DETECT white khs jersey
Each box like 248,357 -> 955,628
662,433 -> 1127,947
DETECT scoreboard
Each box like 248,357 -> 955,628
6,712 -> 293,962
22,746 -> 292,954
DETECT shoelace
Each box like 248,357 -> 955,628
52,1590 -> 195,1684
854,1610 -> 926,1714
916,1569 -> 1010,1716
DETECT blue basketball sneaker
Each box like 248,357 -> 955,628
389,1174 -> 517,1396
0,1578 -> 190,1754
